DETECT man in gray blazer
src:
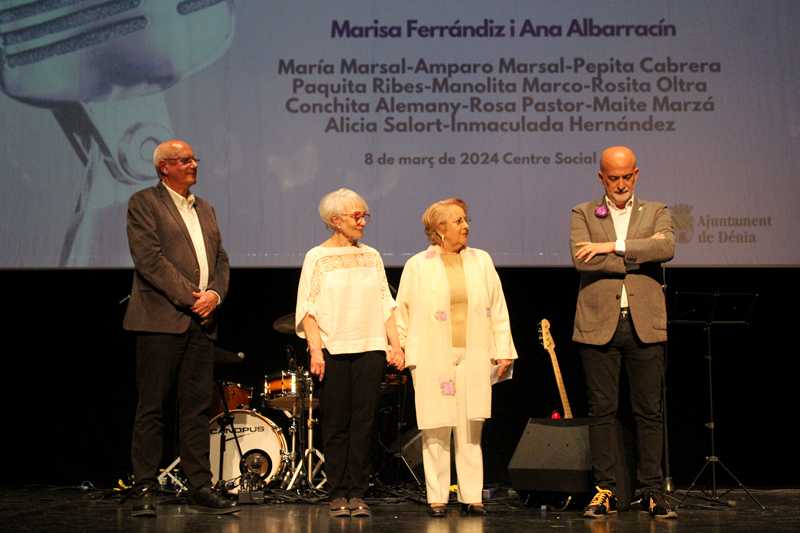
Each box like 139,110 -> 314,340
570,146 -> 676,519
124,139 -> 235,516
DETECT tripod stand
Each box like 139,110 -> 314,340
283,370 -> 326,490
672,290 -> 765,510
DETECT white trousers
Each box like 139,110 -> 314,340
421,354 -> 484,504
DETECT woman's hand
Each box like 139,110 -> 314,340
493,358 -> 514,379
309,348 -> 325,381
387,345 -> 405,370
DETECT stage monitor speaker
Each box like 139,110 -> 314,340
508,417 -> 636,506
508,418 -> 592,495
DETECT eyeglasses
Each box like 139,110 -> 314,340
164,156 -> 199,165
451,216 -> 471,226
342,212 -> 371,223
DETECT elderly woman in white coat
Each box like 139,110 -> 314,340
396,198 -> 517,517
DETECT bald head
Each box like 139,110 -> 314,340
599,146 -> 637,173
598,145 -> 639,208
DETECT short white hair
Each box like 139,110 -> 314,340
318,188 -> 368,230
152,140 -> 185,176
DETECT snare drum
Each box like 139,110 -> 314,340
209,409 -> 288,493
263,370 -> 314,411
264,370 -> 301,398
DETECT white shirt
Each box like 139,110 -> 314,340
607,195 -> 634,309
295,244 -> 396,355
163,182 -> 210,291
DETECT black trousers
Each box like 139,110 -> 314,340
579,312 -> 665,493
320,350 -> 386,499
131,320 -> 215,490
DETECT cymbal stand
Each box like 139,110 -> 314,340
286,372 -> 326,490
303,375 -> 326,488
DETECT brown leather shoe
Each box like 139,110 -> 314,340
460,503 -> 487,516
427,504 -> 447,517
329,497 -> 350,517
349,497 -> 370,517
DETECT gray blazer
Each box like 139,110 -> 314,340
123,182 -> 229,337
570,197 -> 674,345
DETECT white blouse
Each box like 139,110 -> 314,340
294,244 -> 396,355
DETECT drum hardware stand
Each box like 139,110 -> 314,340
285,369 -> 327,491
672,290 -> 765,510
279,409 -> 300,488
158,457 -> 188,492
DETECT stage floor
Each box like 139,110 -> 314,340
1,486 -> 797,532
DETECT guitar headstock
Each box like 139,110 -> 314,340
538,319 -> 555,352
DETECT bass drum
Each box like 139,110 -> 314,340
209,409 -> 288,493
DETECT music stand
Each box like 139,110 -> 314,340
671,290 -> 765,510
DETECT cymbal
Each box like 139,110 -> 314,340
272,313 -> 295,334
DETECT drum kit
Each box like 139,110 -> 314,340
157,310 -> 415,500
158,312 -> 327,501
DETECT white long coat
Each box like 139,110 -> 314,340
396,246 -> 518,429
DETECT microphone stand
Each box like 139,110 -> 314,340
661,264 -> 674,495
213,381 -> 247,496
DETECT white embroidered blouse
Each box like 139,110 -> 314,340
294,244 -> 396,355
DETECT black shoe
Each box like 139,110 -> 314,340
189,487 -> 239,514
427,504 -> 447,517
460,503 -> 487,516
583,486 -> 617,518
641,490 -> 678,519
130,486 -> 157,517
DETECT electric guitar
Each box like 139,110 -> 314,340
538,319 -> 573,419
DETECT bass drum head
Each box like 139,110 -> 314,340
209,409 -> 287,493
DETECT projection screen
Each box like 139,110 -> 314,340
0,0 -> 798,267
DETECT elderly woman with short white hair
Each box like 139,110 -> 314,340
396,197 -> 517,517
295,188 -> 404,518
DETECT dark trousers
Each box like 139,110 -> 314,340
131,320 -> 215,490
580,312 -> 665,493
320,350 -> 386,499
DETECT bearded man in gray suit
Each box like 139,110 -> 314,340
124,139 -> 235,516
570,146 -> 677,520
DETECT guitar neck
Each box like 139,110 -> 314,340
546,347 -> 573,419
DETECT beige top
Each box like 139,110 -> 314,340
396,245 -> 518,429
441,253 -> 468,348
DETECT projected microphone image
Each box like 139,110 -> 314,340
0,0 -> 235,266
